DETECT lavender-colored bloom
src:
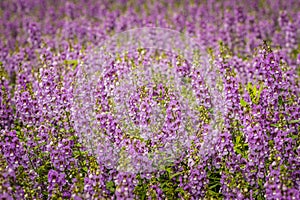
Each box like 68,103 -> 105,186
0,0 -> 300,199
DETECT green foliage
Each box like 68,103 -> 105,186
230,120 -> 248,158
106,181 -> 115,193
289,119 -> 300,124
134,174 -> 149,199
64,59 -> 78,70
0,64 -> 9,80
206,165 -> 222,199
240,98 -> 248,107
246,82 -> 264,104
290,43 -> 300,60
219,41 -> 233,59
158,167 -> 185,199
134,165 -> 190,199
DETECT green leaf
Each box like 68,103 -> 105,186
37,165 -> 48,176
278,96 -> 284,106
106,181 -> 115,193
288,134 -> 298,140
246,82 -> 264,104
175,187 -> 185,194
247,82 -> 253,93
235,135 -> 241,144
270,123 -> 281,128
209,183 -> 221,189
68,135 -> 78,141
255,83 -> 264,103
82,166 -> 88,173
268,139 -> 274,146
289,119 -> 300,124
234,147 -> 242,155
73,150 -> 82,158
64,59 -> 78,69
170,171 -> 184,179
252,84 -> 257,96
165,167 -> 172,176
240,98 -> 248,107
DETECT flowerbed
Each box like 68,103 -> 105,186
0,0 -> 300,199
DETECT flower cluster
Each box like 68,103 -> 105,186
0,0 -> 300,199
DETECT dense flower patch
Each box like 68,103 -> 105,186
0,0 -> 300,199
